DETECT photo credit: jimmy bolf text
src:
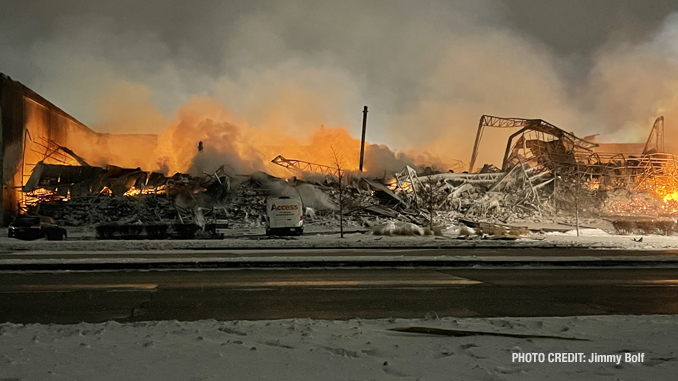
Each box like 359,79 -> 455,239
512,352 -> 646,364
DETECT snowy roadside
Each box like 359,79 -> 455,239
1,228 -> 678,252
4,253 -> 678,269
1,315 -> 675,381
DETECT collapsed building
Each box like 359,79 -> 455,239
466,114 -> 676,214
0,74 -> 341,235
3,71 -> 678,236
377,115 -> 678,234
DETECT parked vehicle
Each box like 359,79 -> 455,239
8,215 -> 67,241
205,219 -> 229,239
265,197 -> 303,236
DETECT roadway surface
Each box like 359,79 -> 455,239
3,267 -> 678,324
2,247 -> 678,271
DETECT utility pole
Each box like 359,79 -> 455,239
359,106 -> 368,172
553,167 -> 558,212
338,169 -> 344,238
331,147 -> 345,239
575,168 -> 581,237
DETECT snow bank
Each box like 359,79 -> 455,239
370,221 -> 426,236
1,315 -> 676,380
545,228 -> 610,237
5,226 -> 678,252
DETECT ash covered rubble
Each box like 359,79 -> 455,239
24,160 -> 236,238
440,115 -> 678,236
18,114 -> 678,239
349,114 -> 678,237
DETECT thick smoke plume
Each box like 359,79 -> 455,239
3,1 -> 678,173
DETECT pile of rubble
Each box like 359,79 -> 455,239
38,195 -> 176,226
12,152 -> 619,236
19,114 -> 678,237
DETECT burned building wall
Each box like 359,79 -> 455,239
0,73 -> 97,224
0,74 -> 20,225
0,73 -> 159,225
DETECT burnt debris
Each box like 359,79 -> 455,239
16,114 -> 678,238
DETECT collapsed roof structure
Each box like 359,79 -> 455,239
469,115 -> 599,173
9,67 -> 678,237
467,115 -> 676,197
253,114 -> 678,230
4,74 -> 676,235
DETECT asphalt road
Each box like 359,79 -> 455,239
2,267 -> 678,324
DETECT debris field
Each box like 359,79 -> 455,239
17,115 -> 678,238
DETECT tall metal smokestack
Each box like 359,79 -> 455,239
359,106 -> 368,172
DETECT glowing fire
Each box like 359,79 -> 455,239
583,178 -> 602,191
123,186 -> 166,197
22,185 -> 165,208
123,188 -> 142,197
387,178 -> 414,192
639,178 -> 678,208
658,189 -> 678,214
620,164 -> 678,214
23,188 -> 70,208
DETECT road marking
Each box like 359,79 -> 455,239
21,284 -> 158,291
629,280 -> 678,286
10,278 -> 479,292
164,278 -> 482,288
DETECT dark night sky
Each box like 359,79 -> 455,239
505,0 -> 678,54
3,1 -> 677,71
2,0 -> 678,158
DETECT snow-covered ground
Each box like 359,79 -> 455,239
3,214 -> 678,252
1,229 -> 678,252
1,315 -> 675,380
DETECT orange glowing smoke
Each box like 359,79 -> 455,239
149,98 -> 389,177
255,126 -> 362,172
26,83 -> 455,183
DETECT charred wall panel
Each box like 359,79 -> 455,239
1,74 -> 26,225
0,73 -> 99,225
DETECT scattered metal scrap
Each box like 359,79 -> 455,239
387,163 -> 555,224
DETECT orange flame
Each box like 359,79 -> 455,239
123,186 -> 166,197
